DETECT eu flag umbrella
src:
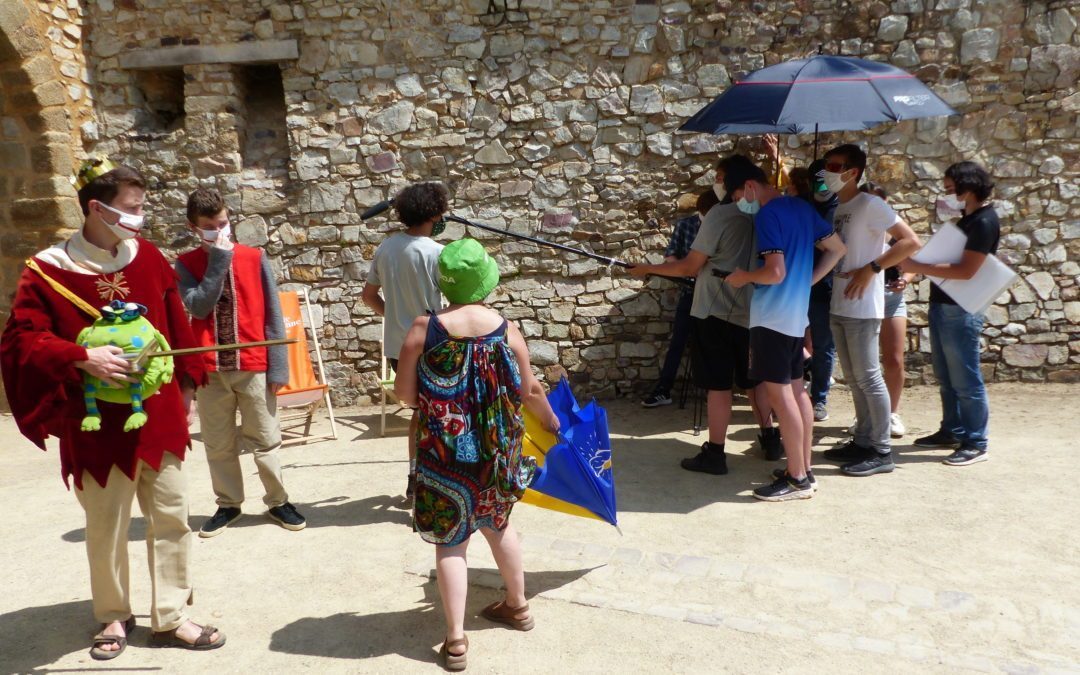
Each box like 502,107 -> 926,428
679,54 -> 958,154
521,379 -> 617,528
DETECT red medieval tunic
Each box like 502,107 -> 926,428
0,239 -> 207,489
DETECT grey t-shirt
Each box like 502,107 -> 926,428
368,232 -> 444,359
689,203 -> 756,328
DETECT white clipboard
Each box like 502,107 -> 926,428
912,222 -> 1017,316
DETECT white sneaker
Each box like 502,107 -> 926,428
890,413 -> 906,438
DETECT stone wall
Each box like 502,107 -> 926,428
65,0 -> 1080,402
0,0 -> 93,315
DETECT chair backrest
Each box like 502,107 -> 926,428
278,290 -> 322,394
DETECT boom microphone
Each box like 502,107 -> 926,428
361,200 -> 393,220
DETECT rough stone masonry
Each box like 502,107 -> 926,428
1,0 -> 1077,404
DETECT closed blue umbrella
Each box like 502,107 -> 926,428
680,55 -> 958,151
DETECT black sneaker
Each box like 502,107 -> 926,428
823,440 -> 874,463
914,430 -> 961,449
641,391 -> 673,408
943,447 -> 988,466
199,507 -> 241,538
680,442 -> 728,475
753,474 -> 813,502
758,427 -> 783,461
406,473 -> 416,499
842,452 -> 895,477
268,502 -> 307,531
772,468 -> 818,491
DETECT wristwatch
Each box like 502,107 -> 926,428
868,260 -> 882,273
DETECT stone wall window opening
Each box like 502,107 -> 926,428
236,63 -> 289,177
132,68 -> 185,134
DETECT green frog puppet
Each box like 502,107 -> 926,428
77,300 -> 174,432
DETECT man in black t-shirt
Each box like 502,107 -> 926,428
900,161 -> 999,466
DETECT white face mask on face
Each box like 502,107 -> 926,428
713,183 -> 725,201
97,202 -> 145,240
821,170 -> 850,195
199,222 -> 231,245
942,193 -> 965,212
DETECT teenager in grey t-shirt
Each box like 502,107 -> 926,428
689,202 -> 757,326
366,232 -> 444,359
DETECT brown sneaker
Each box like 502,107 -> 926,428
480,600 -> 534,631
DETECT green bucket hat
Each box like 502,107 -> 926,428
438,238 -> 500,304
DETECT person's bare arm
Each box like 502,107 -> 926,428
392,316 -> 428,407
506,321 -> 560,433
840,219 -> 920,299
627,250 -> 709,278
813,233 -> 847,286
901,250 -> 988,281
727,252 -> 785,288
361,283 -> 385,317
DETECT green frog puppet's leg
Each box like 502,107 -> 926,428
80,381 -> 102,431
124,381 -> 149,432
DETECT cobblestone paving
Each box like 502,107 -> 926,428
408,532 -> 1080,674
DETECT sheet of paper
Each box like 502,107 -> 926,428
916,223 -> 1017,315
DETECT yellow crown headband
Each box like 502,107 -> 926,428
72,157 -> 118,190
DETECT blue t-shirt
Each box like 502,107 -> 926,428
750,196 -> 834,338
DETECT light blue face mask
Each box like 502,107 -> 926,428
737,196 -> 760,215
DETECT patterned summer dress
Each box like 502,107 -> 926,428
413,312 -> 536,546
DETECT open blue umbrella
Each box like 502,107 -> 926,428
680,55 -> 958,154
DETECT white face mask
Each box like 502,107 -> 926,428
942,193 -> 965,212
199,222 -> 231,244
821,170 -> 850,195
713,183 -> 725,201
97,202 -> 145,240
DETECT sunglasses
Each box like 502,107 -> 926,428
823,162 -> 849,173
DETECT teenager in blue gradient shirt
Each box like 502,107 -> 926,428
726,164 -> 846,502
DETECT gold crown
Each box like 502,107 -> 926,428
72,157 -> 118,190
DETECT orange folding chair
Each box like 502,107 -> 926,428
277,288 -> 338,446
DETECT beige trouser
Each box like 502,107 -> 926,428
75,453 -> 192,632
197,370 -> 287,508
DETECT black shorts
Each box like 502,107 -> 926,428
388,358 -> 399,374
748,326 -> 804,384
690,317 -> 755,391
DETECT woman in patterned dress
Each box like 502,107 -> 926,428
395,238 -> 560,670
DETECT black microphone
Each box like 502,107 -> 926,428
361,200 -> 393,220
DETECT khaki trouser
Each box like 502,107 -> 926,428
197,371 -> 287,508
75,453 -> 192,632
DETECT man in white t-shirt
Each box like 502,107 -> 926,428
819,144 -> 921,477
362,182 -> 446,501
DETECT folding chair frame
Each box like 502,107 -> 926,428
279,287 -> 339,446
380,348 -> 411,437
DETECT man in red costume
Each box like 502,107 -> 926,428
1,160 -> 226,659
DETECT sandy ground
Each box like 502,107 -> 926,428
1,383 -> 1078,674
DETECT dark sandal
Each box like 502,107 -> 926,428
150,623 -> 226,651
481,600 -> 534,631
440,635 -> 468,671
89,615 -> 136,661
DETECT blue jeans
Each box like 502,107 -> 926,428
929,302 -> 989,450
656,290 -> 694,393
807,300 -> 835,405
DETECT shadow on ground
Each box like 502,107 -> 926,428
0,599 -> 144,673
268,568 -> 594,665
61,494 -> 412,543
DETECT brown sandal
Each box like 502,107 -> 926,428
89,615 -> 136,660
440,634 -> 468,671
150,622 -> 226,651
481,600 -> 534,631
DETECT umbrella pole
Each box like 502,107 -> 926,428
813,124 -> 819,160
